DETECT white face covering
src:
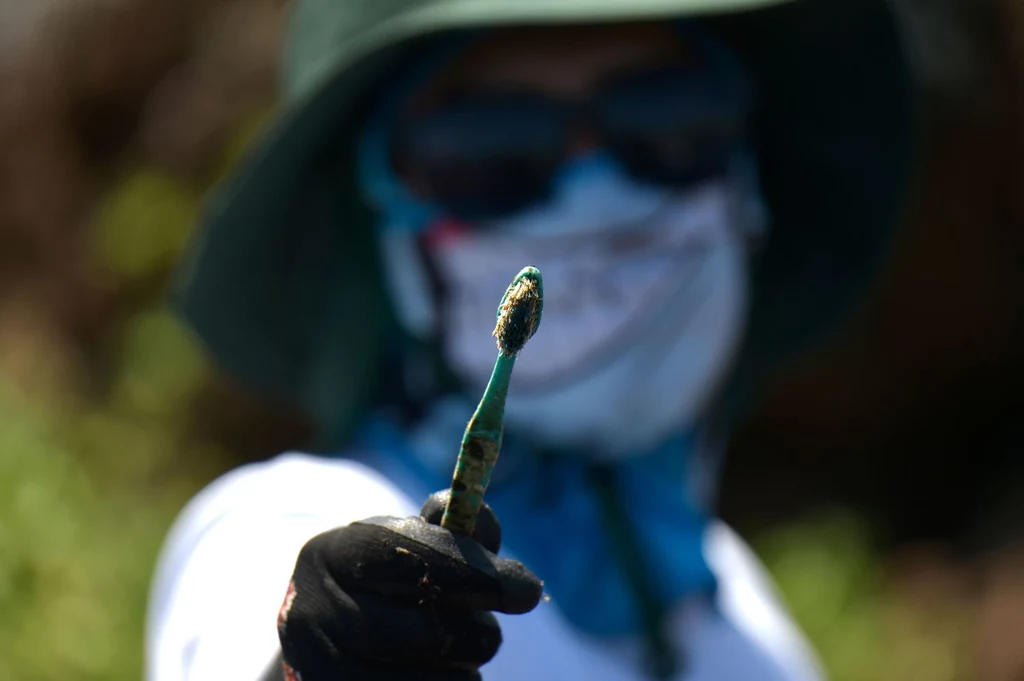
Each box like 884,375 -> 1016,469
380,155 -> 762,456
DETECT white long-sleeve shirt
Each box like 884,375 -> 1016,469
146,453 -> 825,681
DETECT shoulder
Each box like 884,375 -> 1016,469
180,452 -> 416,528
152,452 -> 417,597
156,451 -> 418,541
702,521 -> 826,681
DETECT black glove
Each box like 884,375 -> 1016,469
276,490 -> 543,681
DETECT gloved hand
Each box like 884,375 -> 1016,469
277,490 -> 544,681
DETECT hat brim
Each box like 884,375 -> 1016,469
282,0 -> 794,101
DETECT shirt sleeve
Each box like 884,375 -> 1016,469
144,453 -> 419,681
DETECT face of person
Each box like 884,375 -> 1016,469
368,22 -> 764,455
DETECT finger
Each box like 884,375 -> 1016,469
331,663 -> 482,681
282,632 -> 484,681
288,583 -> 504,669
420,490 -> 502,554
318,519 -> 543,615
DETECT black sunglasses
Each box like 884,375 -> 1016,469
390,62 -> 751,222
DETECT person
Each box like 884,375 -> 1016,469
145,0 -> 915,680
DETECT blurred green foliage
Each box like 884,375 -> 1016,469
758,513 -> 969,681
0,118 -> 268,681
90,172 -> 200,282
0,371 -> 218,681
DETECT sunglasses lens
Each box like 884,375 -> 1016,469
392,95 -> 566,220
389,61 -> 751,220
599,65 -> 748,185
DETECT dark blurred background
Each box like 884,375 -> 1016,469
1,1 -> 1022,679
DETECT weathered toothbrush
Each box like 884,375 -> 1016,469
440,266 -> 544,536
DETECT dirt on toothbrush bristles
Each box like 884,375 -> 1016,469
493,275 -> 541,357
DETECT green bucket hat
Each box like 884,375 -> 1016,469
173,0 -> 916,448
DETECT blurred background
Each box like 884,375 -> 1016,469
1,0 -> 1022,679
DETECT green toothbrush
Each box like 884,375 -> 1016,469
440,266 -> 544,536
